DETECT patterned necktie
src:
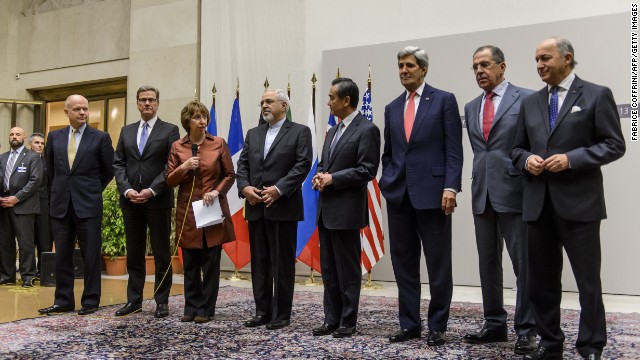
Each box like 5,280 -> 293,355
482,92 -> 494,141
549,86 -> 559,130
404,91 -> 417,141
329,122 -> 345,158
139,122 -> 149,155
68,128 -> 77,169
4,150 -> 17,191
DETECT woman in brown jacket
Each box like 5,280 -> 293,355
166,100 -> 235,324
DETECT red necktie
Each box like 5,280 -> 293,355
482,92 -> 494,141
404,92 -> 416,141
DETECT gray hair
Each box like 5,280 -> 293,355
29,132 -> 45,143
137,85 -> 160,101
398,46 -> 429,69
552,37 -> 577,69
473,45 -> 505,64
272,89 -> 290,113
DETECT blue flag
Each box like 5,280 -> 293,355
207,103 -> 217,136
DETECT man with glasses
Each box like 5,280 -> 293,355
237,89 -> 312,330
463,45 -> 536,355
0,127 -> 42,287
113,86 -> 180,318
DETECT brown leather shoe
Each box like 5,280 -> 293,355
180,315 -> 195,322
194,316 -> 211,324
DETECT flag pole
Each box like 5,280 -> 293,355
225,76 -> 249,282
362,65 -> 383,291
299,72 -> 322,287
212,83 -> 217,108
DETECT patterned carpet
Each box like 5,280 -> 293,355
0,286 -> 638,359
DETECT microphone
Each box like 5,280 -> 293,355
191,143 -> 199,175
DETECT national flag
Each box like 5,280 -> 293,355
359,87 -> 385,275
296,97 -> 321,273
207,101 -> 217,136
222,97 -> 251,270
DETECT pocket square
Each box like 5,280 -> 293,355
571,106 -> 582,113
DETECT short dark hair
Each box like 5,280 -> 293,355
137,86 -> 160,101
29,132 -> 45,143
331,78 -> 359,109
473,45 -> 505,63
180,100 -> 210,133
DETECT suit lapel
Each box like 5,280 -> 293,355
71,126 -> 93,172
329,115 -> 361,166
265,120 -> 290,160
409,85 -> 433,143
11,149 -> 28,177
257,123 -> 268,160
468,96 -> 483,140
552,78 -> 583,135
141,119 -> 162,157
493,86 -> 518,127
535,88 -> 552,136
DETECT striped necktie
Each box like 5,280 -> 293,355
4,150 -> 18,191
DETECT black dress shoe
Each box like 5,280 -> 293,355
181,315 -> 195,322
154,304 -> 169,318
78,306 -> 99,316
464,327 -> 508,344
0,278 -> 16,286
194,316 -> 212,324
244,315 -> 270,327
22,278 -> 35,288
313,323 -> 339,336
389,328 -> 421,343
115,303 -> 142,317
523,346 -> 563,360
266,319 -> 290,330
332,326 -> 356,338
38,304 -> 75,315
427,330 -> 446,346
514,334 -> 537,355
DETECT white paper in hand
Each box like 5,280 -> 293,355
192,198 -> 224,229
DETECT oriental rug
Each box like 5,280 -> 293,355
0,286 -> 638,359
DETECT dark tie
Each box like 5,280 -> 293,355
329,122 -> 345,158
139,122 -> 149,155
549,86 -> 559,130
482,92 -> 494,141
4,150 -> 17,191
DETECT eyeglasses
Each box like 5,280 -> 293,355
137,98 -> 158,104
471,62 -> 498,71
191,115 -> 206,120
258,99 -> 281,107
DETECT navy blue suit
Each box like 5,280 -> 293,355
380,83 -> 463,332
46,125 -> 114,308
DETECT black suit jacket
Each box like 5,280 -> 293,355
236,119 -> 312,222
511,76 -> 626,222
113,118 -> 180,209
0,148 -> 42,214
316,113 -> 380,230
46,125 -> 115,219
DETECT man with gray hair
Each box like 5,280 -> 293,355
511,37 -> 625,360
463,45 -> 536,355
379,46 -> 463,346
237,89 -> 312,330
28,132 -> 52,279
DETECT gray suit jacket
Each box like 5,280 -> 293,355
511,76 -> 626,222
465,83 -> 534,214
0,148 -> 42,214
316,113 -> 380,230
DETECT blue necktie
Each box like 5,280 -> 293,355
139,123 -> 149,155
4,150 -> 17,191
548,86 -> 559,130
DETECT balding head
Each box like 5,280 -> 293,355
8,127 -> 25,150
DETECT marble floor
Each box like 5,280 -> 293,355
1,271 -> 637,324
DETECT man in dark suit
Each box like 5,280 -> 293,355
463,46 -> 536,355
379,46 -> 463,346
511,37 -> 626,360
311,78 -> 380,338
28,132 -> 52,279
113,86 -> 180,318
39,94 -> 114,316
0,127 -> 42,287
237,89 -> 312,330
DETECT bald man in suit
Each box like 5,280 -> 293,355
511,37 -> 625,360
